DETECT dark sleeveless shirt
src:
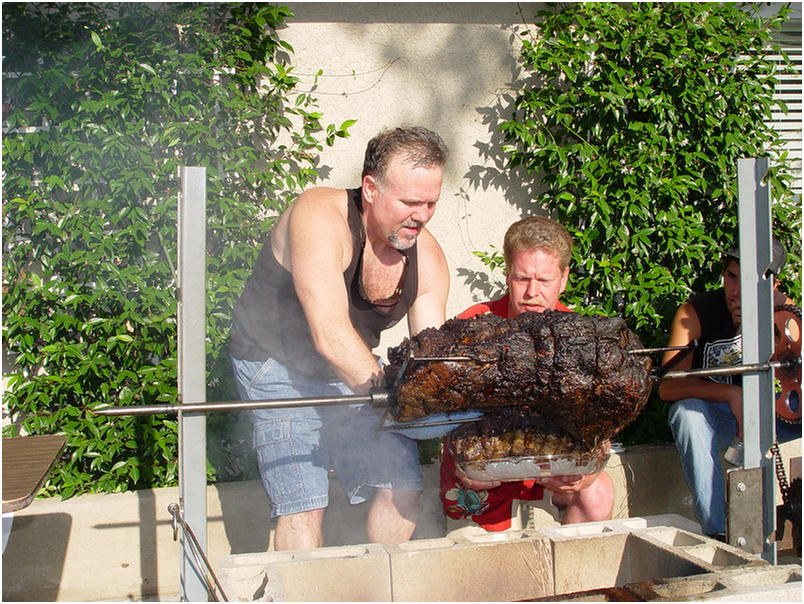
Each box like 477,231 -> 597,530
229,188 -> 418,379
690,287 -> 741,385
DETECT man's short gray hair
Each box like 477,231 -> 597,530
362,126 -> 448,183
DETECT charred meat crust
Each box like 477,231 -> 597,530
385,310 -> 652,446
446,407 -> 580,462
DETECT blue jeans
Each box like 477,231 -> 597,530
231,356 -> 422,518
668,398 -> 801,536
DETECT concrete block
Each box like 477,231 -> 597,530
549,532 -> 632,594
547,528 -> 711,595
217,544 -> 391,602
623,564 -> 801,601
216,551 -> 295,601
387,532 -> 553,601
637,527 -> 765,572
214,520 -> 797,602
537,513 -> 701,541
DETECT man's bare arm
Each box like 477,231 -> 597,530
287,189 -> 382,393
658,302 -> 741,405
407,227 -> 449,335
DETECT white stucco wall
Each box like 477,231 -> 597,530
279,2 -> 548,353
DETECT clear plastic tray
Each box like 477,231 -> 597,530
456,447 -> 610,482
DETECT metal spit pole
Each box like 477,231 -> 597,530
93,392 -> 385,416
661,360 -> 793,382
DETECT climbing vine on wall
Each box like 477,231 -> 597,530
2,3 -> 354,496
497,2 -> 801,444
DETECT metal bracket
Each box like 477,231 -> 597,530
726,466 -> 764,553
168,503 -> 229,602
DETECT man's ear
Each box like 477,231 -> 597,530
362,174 -> 379,205
559,266 -> 570,294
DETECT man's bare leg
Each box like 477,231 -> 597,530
367,488 -> 420,543
273,508 -> 326,551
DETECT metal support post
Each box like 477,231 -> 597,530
734,157 -> 776,563
178,167 -> 209,600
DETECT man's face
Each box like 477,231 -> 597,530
506,247 -> 569,317
723,259 -> 741,327
363,154 -> 443,251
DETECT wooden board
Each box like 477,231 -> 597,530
2,435 -> 66,513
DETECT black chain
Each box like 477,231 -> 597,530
771,304 -> 802,543
771,440 -> 791,505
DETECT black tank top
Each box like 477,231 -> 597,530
229,188 -> 418,379
690,287 -> 741,385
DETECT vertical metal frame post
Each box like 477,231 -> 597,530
736,157 -> 776,563
178,167 -> 209,600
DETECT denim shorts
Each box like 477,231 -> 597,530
231,356 -> 422,518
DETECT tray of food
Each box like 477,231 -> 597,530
456,447 -> 611,482
446,407 -> 611,481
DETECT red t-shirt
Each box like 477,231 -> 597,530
439,294 -> 571,531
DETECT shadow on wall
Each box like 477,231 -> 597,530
455,266 -> 506,302
217,479 -> 272,554
459,23 -> 551,298
467,70 -> 547,216
2,512 -> 71,601
277,3 -> 557,303
621,446 -> 695,520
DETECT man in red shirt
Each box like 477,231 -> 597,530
440,215 -> 615,531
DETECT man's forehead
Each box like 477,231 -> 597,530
389,151 -> 441,171
511,247 -> 562,263
508,248 -> 564,272
724,259 -> 740,275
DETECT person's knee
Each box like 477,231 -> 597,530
556,473 -> 614,524
278,508 -> 326,530
376,488 -> 420,518
368,488 -> 420,543
572,472 -> 614,521
668,398 -> 706,435
590,472 -> 615,519
274,508 -> 326,550
668,399 -> 692,424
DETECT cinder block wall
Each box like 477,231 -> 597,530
3,441 -> 800,602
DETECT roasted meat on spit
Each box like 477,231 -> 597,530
446,406 -> 580,461
384,310 -> 652,446
446,407 -> 611,480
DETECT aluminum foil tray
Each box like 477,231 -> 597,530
456,448 -> 610,482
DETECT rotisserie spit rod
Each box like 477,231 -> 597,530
660,358 -> 799,381
90,354 -> 799,418
92,386 -> 391,417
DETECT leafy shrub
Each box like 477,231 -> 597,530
497,2 -> 801,444
2,3 -> 353,496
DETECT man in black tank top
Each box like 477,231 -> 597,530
659,238 -> 798,540
229,127 -> 450,551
